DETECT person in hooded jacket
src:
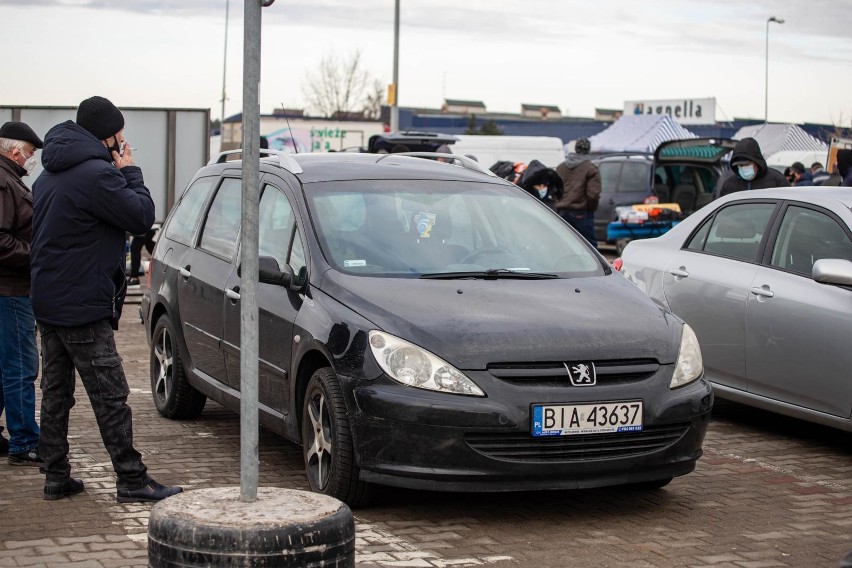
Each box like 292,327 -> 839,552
519,159 -> 563,210
554,137 -> 601,247
837,149 -> 852,187
31,96 -> 182,503
714,137 -> 789,198
0,122 -> 44,466
789,162 -> 815,187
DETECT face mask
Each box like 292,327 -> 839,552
738,165 -> 756,181
538,188 -> 548,199
23,154 -> 37,176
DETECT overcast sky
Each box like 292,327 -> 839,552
3,0 -> 852,127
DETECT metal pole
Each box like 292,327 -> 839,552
221,0 -> 229,149
764,16 -> 784,123
764,18 -> 769,123
240,0 -> 262,503
390,0 -> 400,131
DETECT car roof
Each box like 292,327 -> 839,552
203,151 -> 502,185
720,187 -> 852,209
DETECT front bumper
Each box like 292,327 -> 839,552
346,372 -> 713,492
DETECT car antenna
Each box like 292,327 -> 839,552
281,102 -> 299,154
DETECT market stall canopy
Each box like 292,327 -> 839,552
732,123 -> 828,158
580,114 -> 697,154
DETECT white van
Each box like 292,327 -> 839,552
449,135 -> 566,169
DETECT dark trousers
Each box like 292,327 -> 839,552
38,320 -> 147,488
559,209 -> 598,248
129,229 -> 156,277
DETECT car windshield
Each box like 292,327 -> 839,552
305,179 -> 604,277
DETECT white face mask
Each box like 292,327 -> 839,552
23,154 -> 37,176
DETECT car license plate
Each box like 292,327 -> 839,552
532,401 -> 643,436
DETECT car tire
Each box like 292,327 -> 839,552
150,314 -> 207,419
302,367 -> 373,508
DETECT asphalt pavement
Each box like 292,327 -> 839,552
0,296 -> 850,567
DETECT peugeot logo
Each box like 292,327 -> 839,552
564,362 -> 596,386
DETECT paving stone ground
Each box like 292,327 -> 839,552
1,305 -> 850,568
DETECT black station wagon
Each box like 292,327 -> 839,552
141,149 -> 713,507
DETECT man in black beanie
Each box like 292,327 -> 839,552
30,96 -> 182,502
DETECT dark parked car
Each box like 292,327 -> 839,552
592,138 -> 736,244
141,149 -> 713,506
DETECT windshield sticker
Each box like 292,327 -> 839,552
343,260 -> 367,268
414,212 -> 437,238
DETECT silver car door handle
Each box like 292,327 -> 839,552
226,288 -> 241,301
669,267 -> 689,278
179,266 -> 191,278
750,286 -> 774,298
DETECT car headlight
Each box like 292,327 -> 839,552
368,331 -> 485,396
670,323 -> 703,389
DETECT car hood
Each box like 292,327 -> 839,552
318,271 -> 681,369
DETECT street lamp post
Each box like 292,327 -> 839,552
390,0 -> 400,131
765,16 -> 784,123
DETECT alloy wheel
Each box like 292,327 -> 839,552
152,326 -> 173,406
305,390 -> 333,489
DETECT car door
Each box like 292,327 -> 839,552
222,182 -> 306,417
661,201 -> 778,392
746,204 -> 852,418
176,176 -> 242,382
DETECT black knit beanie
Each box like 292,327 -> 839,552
76,96 -> 125,140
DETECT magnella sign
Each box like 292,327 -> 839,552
624,97 -> 716,125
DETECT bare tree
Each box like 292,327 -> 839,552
363,80 -> 385,120
303,50 -> 372,118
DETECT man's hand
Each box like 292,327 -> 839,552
112,142 -> 136,168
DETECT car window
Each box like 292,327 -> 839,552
598,162 -> 620,193
258,185 -> 296,270
770,206 -> 852,276
687,202 -> 775,262
163,176 -> 217,246
619,161 -> 649,193
199,178 -> 242,259
306,180 -> 603,277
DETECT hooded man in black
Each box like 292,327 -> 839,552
31,96 -> 182,503
714,137 -> 789,198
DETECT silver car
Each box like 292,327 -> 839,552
617,187 -> 852,432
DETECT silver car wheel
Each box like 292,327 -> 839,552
305,390 -> 333,489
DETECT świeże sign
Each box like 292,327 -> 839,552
624,98 -> 716,125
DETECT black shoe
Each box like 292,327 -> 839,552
0,437 -> 8,456
128,277 -> 140,286
8,448 -> 43,466
116,478 -> 182,503
44,477 -> 85,500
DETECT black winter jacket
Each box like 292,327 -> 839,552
31,121 -> 155,328
715,138 -> 789,197
0,155 -> 33,296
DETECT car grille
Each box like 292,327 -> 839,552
465,423 -> 690,462
486,359 -> 660,386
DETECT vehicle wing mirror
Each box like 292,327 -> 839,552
812,258 -> 852,286
259,255 -> 292,287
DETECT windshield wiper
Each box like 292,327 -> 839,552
420,269 -> 558,280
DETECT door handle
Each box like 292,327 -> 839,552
750,285 -> 774,299
669,266 -> 689,279
179,266 -> 191,278
226,288 -> 241,301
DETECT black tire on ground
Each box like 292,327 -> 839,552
148,487 -> 355,567
302,368 -> 374,508
150,314 -> 206,419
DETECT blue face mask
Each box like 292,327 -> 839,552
538,188 -> 548,199
738,164 -> 756,181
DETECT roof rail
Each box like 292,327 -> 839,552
378,152 -> 496,177
208,148 -> 304,175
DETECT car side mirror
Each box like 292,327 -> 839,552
258,255 -> 292,287
812,258 -> 852,286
